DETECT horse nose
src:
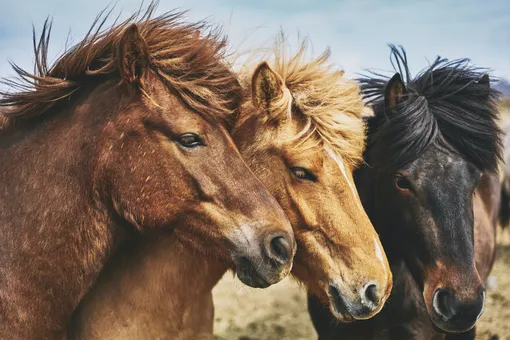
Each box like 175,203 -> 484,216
327,281 -> 383,321
360,281 -> 381,310
265,234 -> 293,265
232,230 -> 294,289
432,287 -> 485,328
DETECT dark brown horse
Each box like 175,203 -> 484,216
0,8 -> 296,340
308,46 -> 502,339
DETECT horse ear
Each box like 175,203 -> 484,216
384,73 -> 407,116
251,61 -> 284,113
478,74 -> 490,87
118,24 -> 149,85
477,74 -> 493,100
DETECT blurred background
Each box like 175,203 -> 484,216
1,1 -> 509,81
1,1 -> 509,339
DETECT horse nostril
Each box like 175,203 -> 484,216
362,283 -> 379,306
328,284 -> 349,317
432,286 -> 486,328
269,236 -> 291,263
433,288 -> 454,321
479,289 -> 486,306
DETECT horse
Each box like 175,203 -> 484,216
308,46 -> 502,340
499,122 -> 510,229
0,7 -> 297,339
67,38 -> 393,339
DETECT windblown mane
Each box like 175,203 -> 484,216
0,3 -> 241,128
359,45 -> 502,172
239,37 -> 366,167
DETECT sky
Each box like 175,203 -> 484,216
0,0 -> 509,88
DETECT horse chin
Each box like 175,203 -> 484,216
325,286 -> 356,323
233,256 -> 272,288
328,303 -> 355,323
428,315 -> 476,334
424,295 -> 478,334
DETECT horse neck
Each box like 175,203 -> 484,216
0,82 -> 124,338
355,165 -> 401,263
477,173 -> 499,217
356,169 -> 415,307
70,232 -> 228,337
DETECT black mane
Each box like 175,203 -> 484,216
359,45 -> 502,172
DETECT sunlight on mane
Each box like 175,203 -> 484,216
0,3 -> 241,128
238,34 -> 366,167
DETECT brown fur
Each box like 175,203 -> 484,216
0,7 -> 295,339
68,38 -> 393,339
70,233 -> 225,340
473,173 -> 500,281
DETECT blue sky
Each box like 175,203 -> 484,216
0,0 -> 509,87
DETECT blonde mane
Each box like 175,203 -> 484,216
0,4 -> 241,128
239,37 -> 366,167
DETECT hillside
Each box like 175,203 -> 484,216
495,79 -> 510,97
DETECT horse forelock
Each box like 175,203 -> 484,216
237,35 -> 366,168
360,45 -> 502,173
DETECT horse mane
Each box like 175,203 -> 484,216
0,3 -> 241,128
238,36 -> 366,167
359,45 -> 502,172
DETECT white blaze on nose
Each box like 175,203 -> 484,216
373,235 -> 386,273
326,146 -> 387,276
230,223 -> 257,254
324,146 -> 363,210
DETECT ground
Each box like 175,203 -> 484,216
212,229 -> 510,340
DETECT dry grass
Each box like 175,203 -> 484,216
477,228 -> 510,340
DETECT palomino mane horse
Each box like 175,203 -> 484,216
0,6 -> 296,339
233,38 -> 392,320
68,37 -> 393,339
308,45 -> 502,340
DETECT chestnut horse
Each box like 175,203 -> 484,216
308,46 -> 502,339
68,40 -> 392,339
0,8 -> 296,340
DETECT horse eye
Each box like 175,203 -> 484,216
291,167 -> 317,182
177,133 -> 204,148
394,174 -> 412,191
